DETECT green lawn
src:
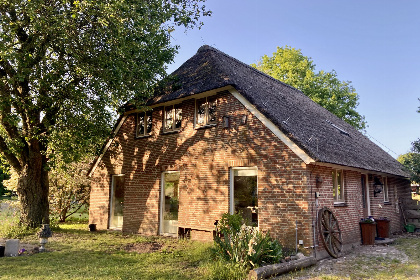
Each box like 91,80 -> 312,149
2,222 -> 420,280
0,223 -> 246,280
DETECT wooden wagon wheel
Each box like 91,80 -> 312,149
318,207 -> 343,258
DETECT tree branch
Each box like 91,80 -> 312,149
0,134 -> 22,172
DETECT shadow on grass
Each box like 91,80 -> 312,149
0,249 -> 209,280
0,238 -> 215,280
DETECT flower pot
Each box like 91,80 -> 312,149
405,224 -> 416,233
89,224 -> 97,232
360,222 -> 376,245
376,219 -> 390,238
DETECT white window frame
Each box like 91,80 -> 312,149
229,167 -> 258,227
136,111 -> 153,137
363,173 -> 371,216
159,171 -> 180,236
195,96 -> 217,128
163,104 -> 182,133
109,174 -> 125,230
383,177 -> 389,203
332,170 -> 345,203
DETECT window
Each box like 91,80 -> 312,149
332,170 -> 344,203
230,167 -> 258,227
136,111 -> 153,137
383,177 -> 389,202
109,175 -> 124,229
160,172 -> 180,235
164,104 -> 182,132
196,96 -> 217,127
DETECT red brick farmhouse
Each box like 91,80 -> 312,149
88,46 -> 411,258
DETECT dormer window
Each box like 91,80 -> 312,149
196,96 -> 217,127
136,111 -> 152,137
164,104 -> 182,132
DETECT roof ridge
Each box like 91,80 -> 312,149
197,45 -> 306,95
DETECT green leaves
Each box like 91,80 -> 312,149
251,46 -> 366,130
0,0 -> 210,163
398,139 -> 420,184
213,213 -> 283,269
0,0 -> 210,226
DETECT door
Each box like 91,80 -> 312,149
230,167 -> 258,227
361,174 -> 371,217
109,175 -> 124,229
160,172 -> 180,235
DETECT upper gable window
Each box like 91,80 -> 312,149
137,111 -> 152,137
332,170 -> 345,203
164,104 -> 182,132
196,96 -> 217,128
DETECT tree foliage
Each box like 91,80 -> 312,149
398,140 -> 420,185
251,46 -> 366,130
0,168 -> 8,196
398,100 -> 420,185
0,0 -> 210,227
49,157 -> 91,222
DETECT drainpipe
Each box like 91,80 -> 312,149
295,220 -> 298,254
313,196 -> 319,259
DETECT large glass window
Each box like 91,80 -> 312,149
230,167 -> 258,227
137,111 -> 152,137
161,172 -> 180,235
109,175 -> 124,229
332,170 -> 344,203
164,104 -> 182,132
196,96 -> 217,127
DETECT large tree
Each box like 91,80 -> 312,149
251,46 -> 366,130
0,0 -> 209,227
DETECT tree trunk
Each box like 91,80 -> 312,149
16,142 -> 49,228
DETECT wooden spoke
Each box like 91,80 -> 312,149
318,207 -> 343,258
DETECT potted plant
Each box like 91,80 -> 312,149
360,217 -> 376,245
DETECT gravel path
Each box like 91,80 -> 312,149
274,235 -> 415,279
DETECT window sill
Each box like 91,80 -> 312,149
384,201 -> 392,205
333,202 -> 347,207
195,124 -> 217,130
135,134 -> 152,139
161,129 -> 181,135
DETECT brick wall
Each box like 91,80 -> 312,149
306,164 -> 410,255
89,89 -> 411,252
90,90 -> 311,248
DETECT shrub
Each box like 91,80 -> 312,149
213,213 -> 283,269
0,201 -> 37,238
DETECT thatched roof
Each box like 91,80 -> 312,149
149,45 -> 407,177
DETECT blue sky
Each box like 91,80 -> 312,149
167,0 -> 420,158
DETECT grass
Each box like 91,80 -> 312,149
0,222 -> 247,280
0,195 -> 17,201
2,204 -> 420,280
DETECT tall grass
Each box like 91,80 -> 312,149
0,200 -> 36,238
